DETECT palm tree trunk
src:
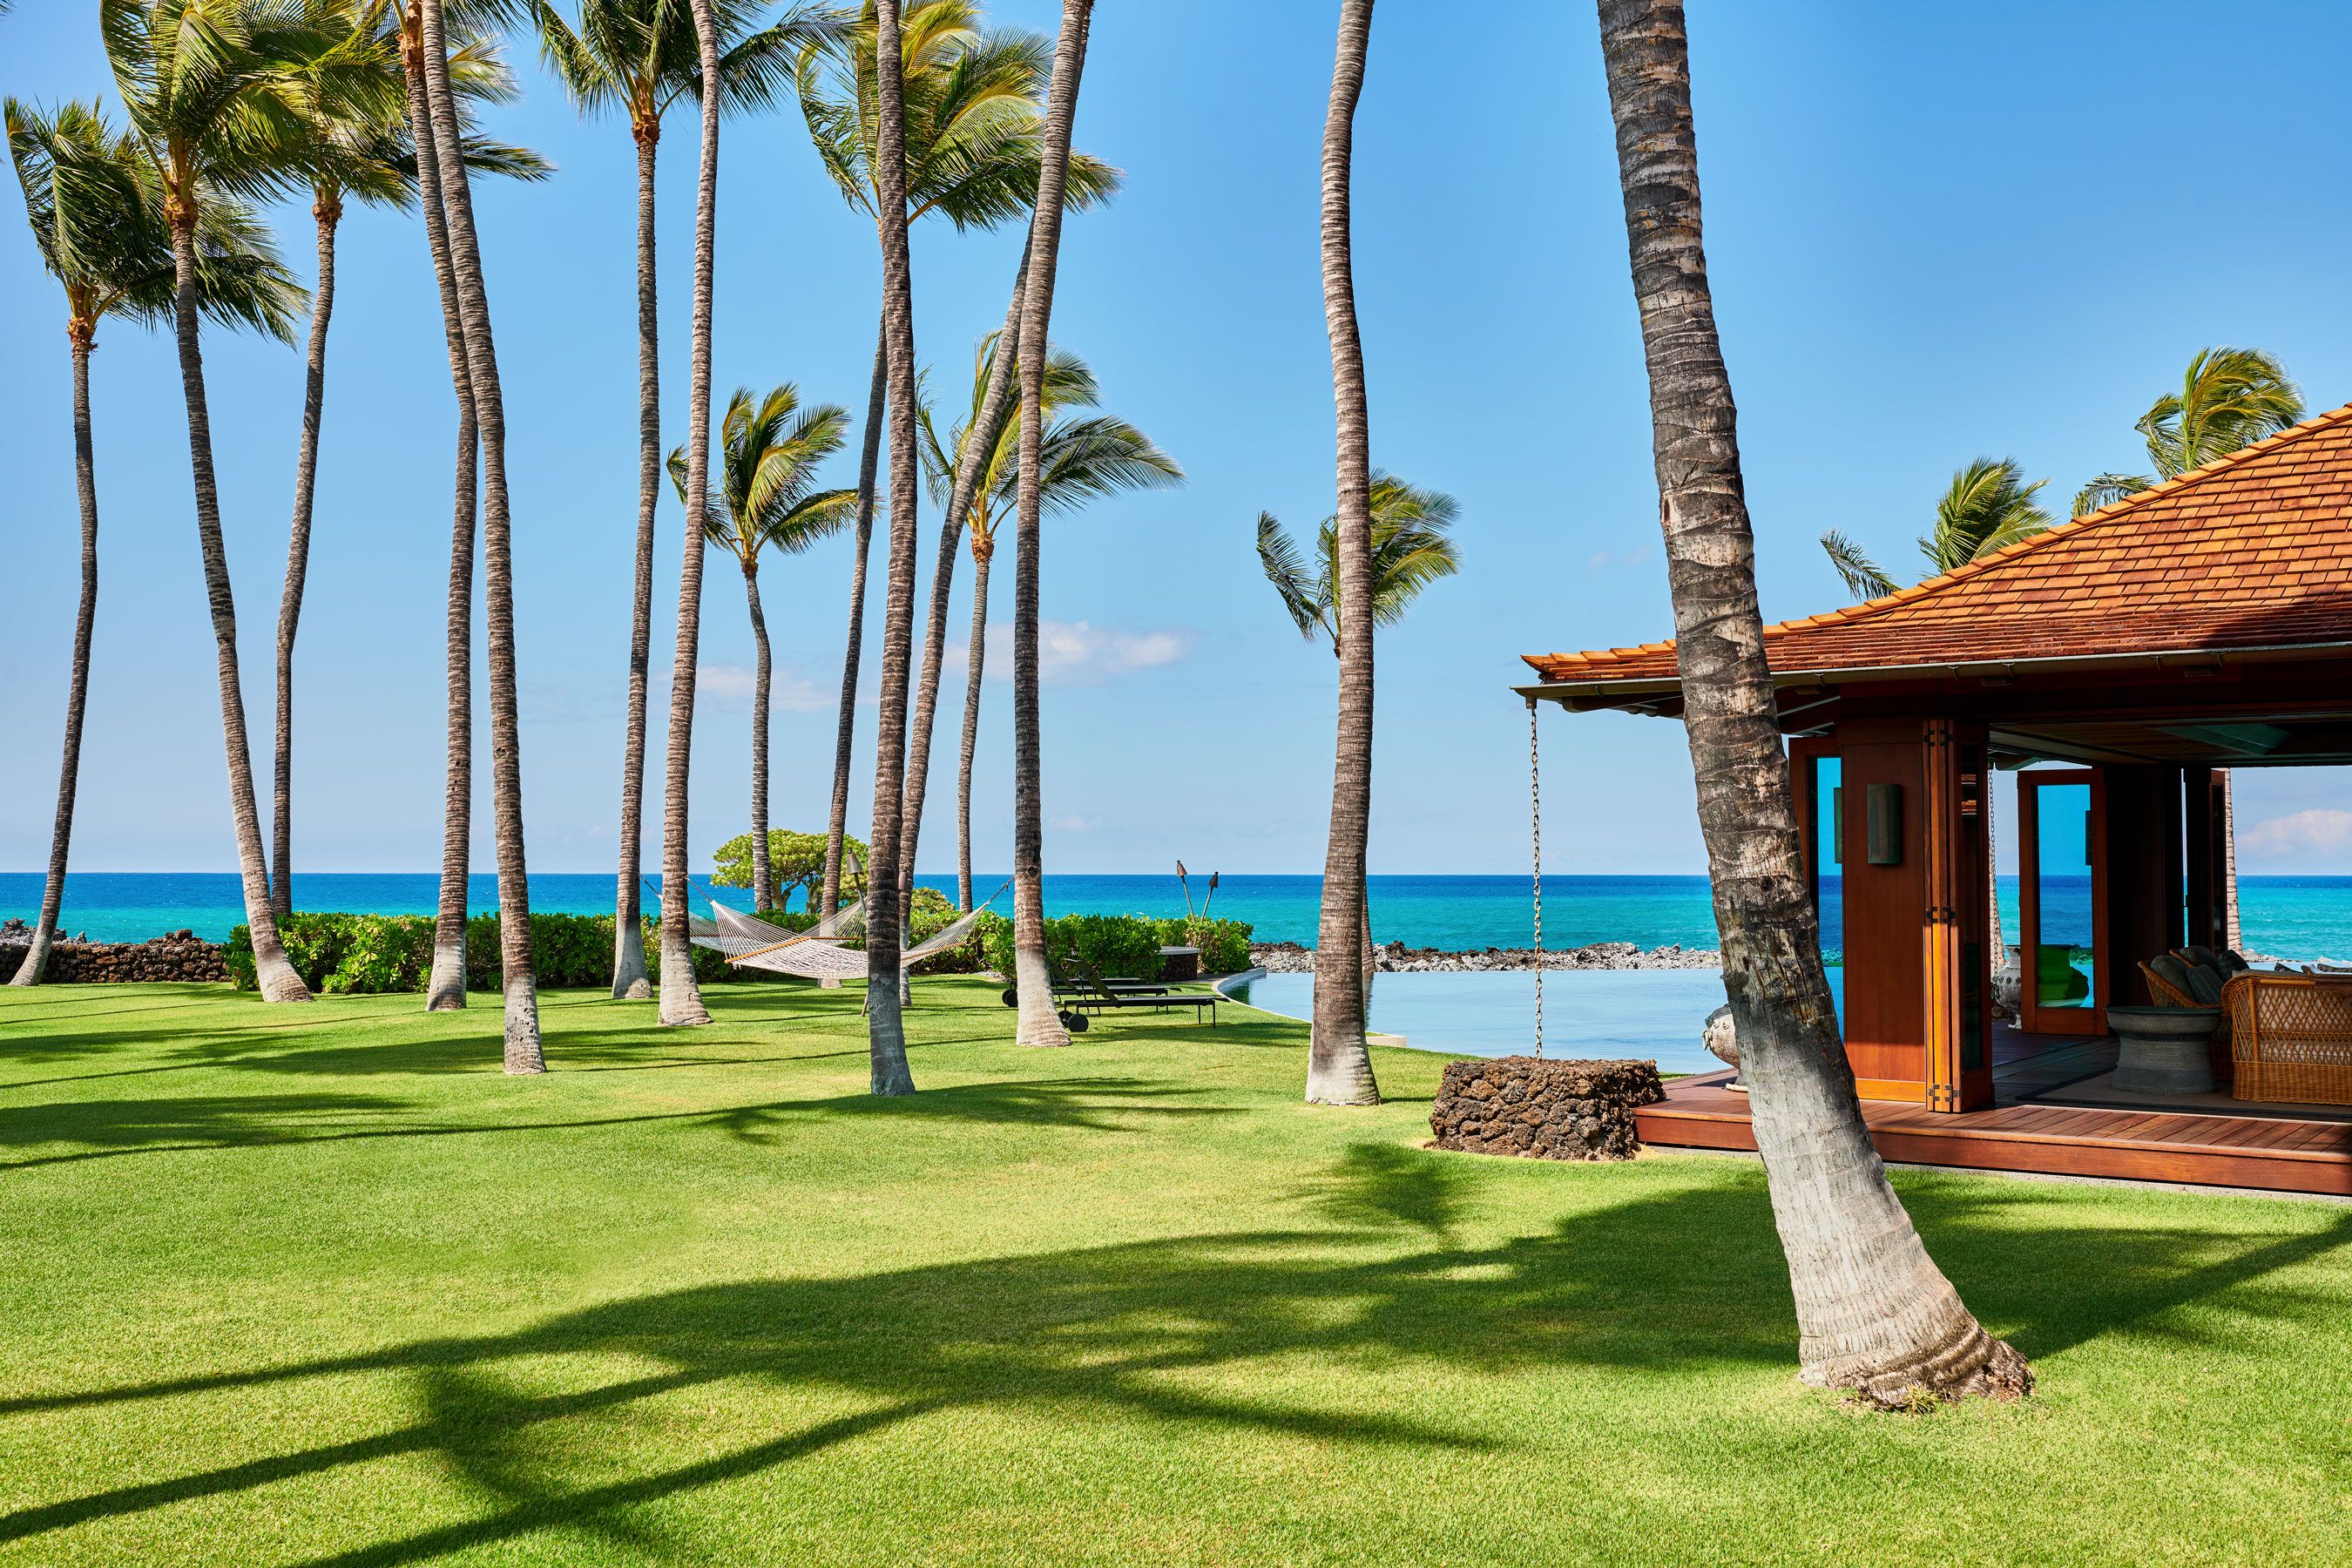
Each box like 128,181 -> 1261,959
2221,768 -> 2241,950
166,201 -> 308,1004
270,193 -> 341,920
955,538 -> 992,913
1305,0 -> 1377,1105
10,326 -> 101,988
402,9 -> 475,1014
745,566 -> 775,912
862,0 -> 924,1093
1010,0 -> 1094,1050
821,325 -> 889,928
1598,0 -> 2025,1405
420,0 -> 540,1069
611,124 -> 662,1000
657,0 -> 727,1028
899,242 -> 1029,902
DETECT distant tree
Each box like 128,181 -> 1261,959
2074,348 -> 2304,515
1820,457 -> 2051,601
712,829 -> 866,912
669,384 -> 856,911
6,97 -> 301,986
1256,473 -> 1462,652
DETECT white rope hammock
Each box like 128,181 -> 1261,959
682,889 -> 866,958
727,883 -> 1004,981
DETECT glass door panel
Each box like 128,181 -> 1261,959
2018,769 -> 2105,1034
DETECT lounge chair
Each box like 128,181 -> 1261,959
2222,971 -> 2352,1105
1061,962 -> 1217,1025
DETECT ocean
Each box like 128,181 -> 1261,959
8,870 -> 2352,961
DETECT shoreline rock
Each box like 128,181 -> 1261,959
0,928 -> 228,984
1248,939 -> 1720,974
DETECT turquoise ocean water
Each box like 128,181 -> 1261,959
7,870 -> 2350,959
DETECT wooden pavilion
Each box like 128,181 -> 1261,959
1520,405 -> 2352,1193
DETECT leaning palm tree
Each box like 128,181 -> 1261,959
532,0 -> 835,998
6,98 -> 301,986
1819,457 -> 2052,601
2074,348 -> 2304,515
667,385 -> 855,911
104,0 -> 321,1004
1300,0 -> 1378,1105
1597,0 -> 2026,1404
411,0 -> 545,1069
271,2 -> 543,919
1004,0 -> 1095,1051
797,0 -> 1119,923
919,335 -> 1180,910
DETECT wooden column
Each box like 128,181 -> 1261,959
2103,764 -> 2186,1006
1923,720 -> 1994,1112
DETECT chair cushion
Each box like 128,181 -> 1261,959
2148,954 -> 2201,1005
2182,945 -> 2221,970
2185,963 -> 2228,1004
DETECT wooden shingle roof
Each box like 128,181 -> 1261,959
1524,403 -> 2352,689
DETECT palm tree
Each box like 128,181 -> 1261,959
104,0 -> 322,1004
5,98 -> 301,986
1820,457 -> 2052,601
796,0 -> 1120,923
532,0 -> 833,999
271,2 -> 543,920
411,0 -> 546,1069
1300,0 -> 1377,1106
1005,0 -> 1094,1050
918,335 -> 1181,910
1597,0 -> 2026,1404
668,385 -> 856,911
2074,348 -> 2304,515
652,0 -> 731,1027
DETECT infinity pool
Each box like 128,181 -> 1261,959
1220,970 -> 1738,1074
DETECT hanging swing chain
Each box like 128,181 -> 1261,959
1528,696 -> 1544,1059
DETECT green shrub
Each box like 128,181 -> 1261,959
230,910 -> 744,993
972,911 -> 1254,982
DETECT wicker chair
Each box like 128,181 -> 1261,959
2222,972 -> 2352,1105
2142,956 -> 2234,1083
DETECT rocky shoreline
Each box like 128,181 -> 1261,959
1247,939 -> 1720,974
0,921 -> 229,983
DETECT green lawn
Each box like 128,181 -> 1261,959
2,978 -> 2349,1566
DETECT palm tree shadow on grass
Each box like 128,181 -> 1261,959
8,1164 -> 2348,1564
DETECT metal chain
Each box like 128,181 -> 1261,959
1528,697 -> 1543,1059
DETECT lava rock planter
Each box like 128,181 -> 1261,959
1428,1057 -> 1666,1161
2108,1004 -> 2223,1095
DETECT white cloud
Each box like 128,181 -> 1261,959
951,619 -> 1197,686
1585,544 -> 1656,575
2241,808 -> 2352,861
1051,813 -> 1105,833
693,663 -> 832,713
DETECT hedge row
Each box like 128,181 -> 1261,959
225,911 -> 733,994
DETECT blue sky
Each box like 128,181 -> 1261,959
8,0 -> 2352,879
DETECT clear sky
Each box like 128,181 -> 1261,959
8,0 -> 2352,880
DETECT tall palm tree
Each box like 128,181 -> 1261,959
919,335 -> 1181,910
797,0 -> 1119,923
1819,457 -> 2052,601
6,98 -> 301,986
413,0 -> 544,1069
532,0 -> 833,999
271,3 -> 543,919
2074,348 -> 2304,515
1005,0 -> 1094,1050
1597,0 -> 2026,1404
104,0 -> 321,1004
652,0 -> 730,1026
1301,0 -> 1377,1105
668,385 -> 856,911
859,0 -> 923,1090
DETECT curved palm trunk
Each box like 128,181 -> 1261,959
821,326 -> 889,929
1305,0 -> 1377,1105
862,0 -> 923,1093
899,244 -> 1029,903
610,125 -> 661,1000
1598,0 -> 2025,1405
11,327 -> 101,988
1010,0 -> 1094,1050
420,0 -> 540,1069
270,192 -> 341,919
402,12 -> 476,1013
166,206 -> 308,1004
745,566 -> 775,912
954,538 -> 992,913
657,0 -> 727,1028
2221,768 -> 2241,950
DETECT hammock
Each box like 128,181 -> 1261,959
666,875 -> 865,958
728,883 -> 1004,982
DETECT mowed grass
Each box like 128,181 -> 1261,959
2,979 -> 2349,1566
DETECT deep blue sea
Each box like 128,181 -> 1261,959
8,870 -> 2352,961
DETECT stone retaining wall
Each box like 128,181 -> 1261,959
0,928 -> 229,983
1428,1056 -> 1665,1161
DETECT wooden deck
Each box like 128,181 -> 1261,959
1637,1028 -> 2352,1196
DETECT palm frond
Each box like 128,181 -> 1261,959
1820,529 -> 1896,600
1256,512 -> 1325,644
2071,472 -> 2151,517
